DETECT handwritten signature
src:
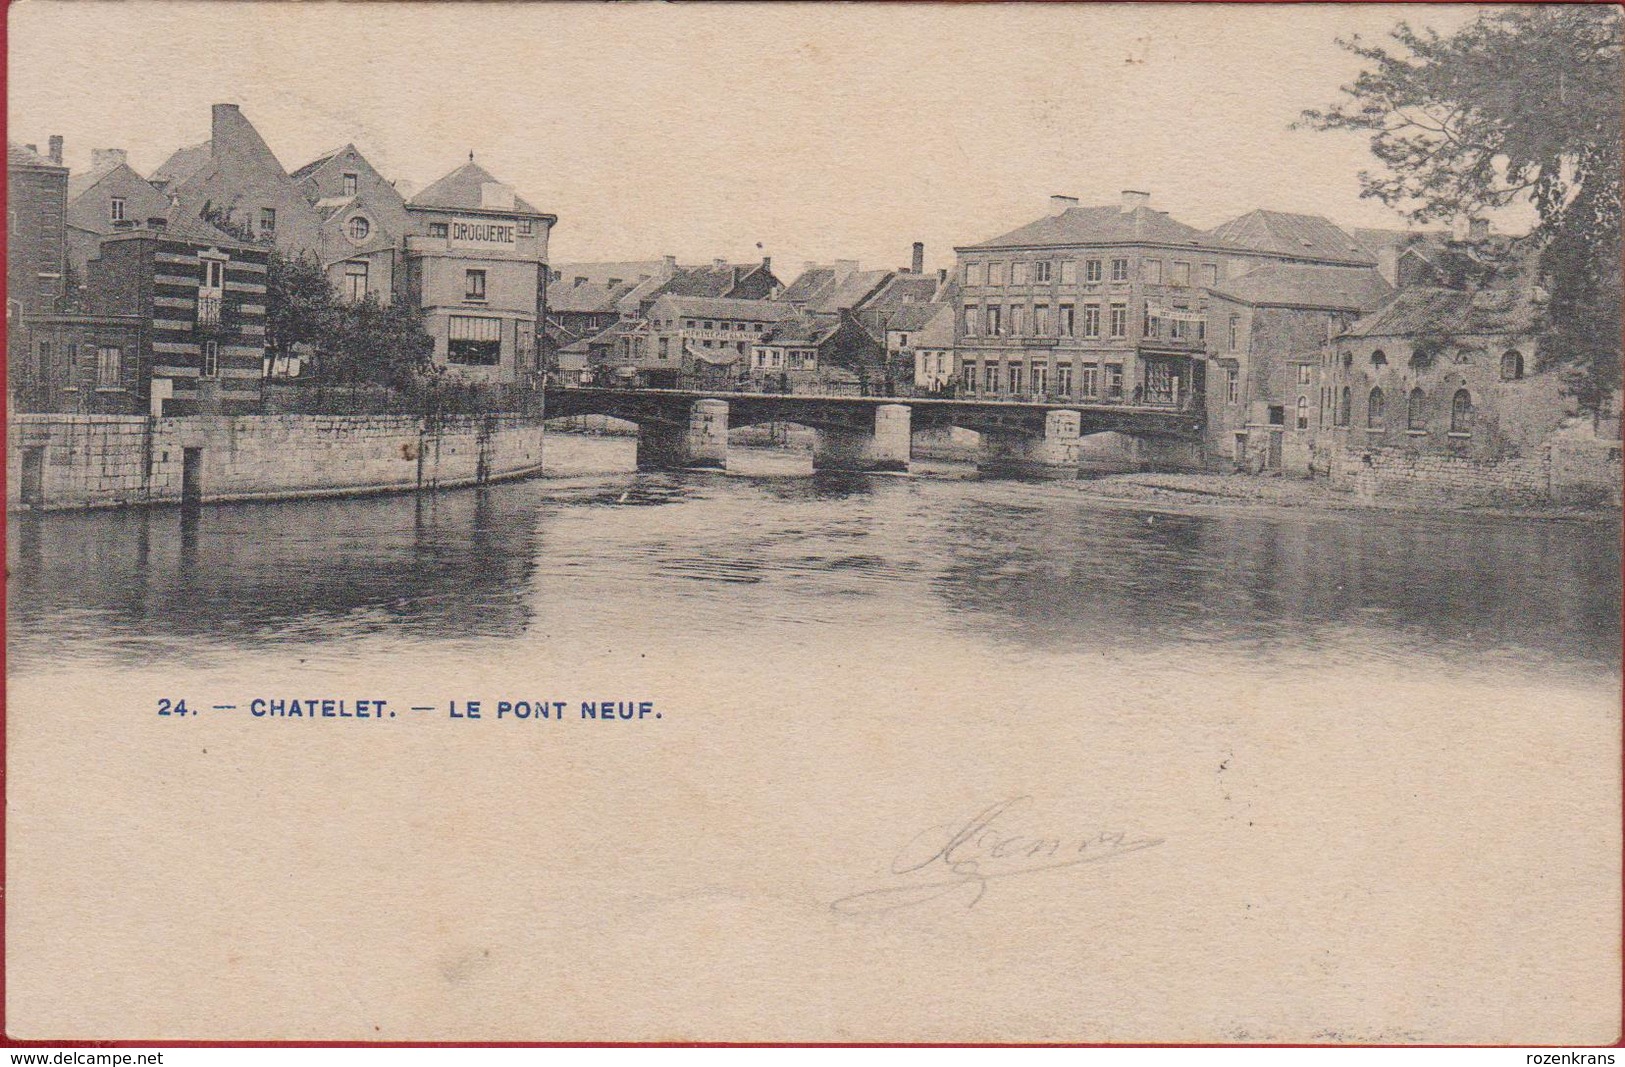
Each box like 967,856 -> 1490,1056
831,796 -> 1164,914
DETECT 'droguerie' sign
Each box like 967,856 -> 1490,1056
448,217 -> 517,248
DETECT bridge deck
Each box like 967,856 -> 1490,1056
544,386 -> 1195,420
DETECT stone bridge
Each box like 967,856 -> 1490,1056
542,387 -> 1205,477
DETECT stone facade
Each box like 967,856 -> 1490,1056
8,413 -> 547,511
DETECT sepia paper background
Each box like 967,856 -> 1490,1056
5,1 -> 1620,1044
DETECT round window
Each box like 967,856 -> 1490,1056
347,216 -> 371,241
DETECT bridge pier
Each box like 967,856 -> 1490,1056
812,403 -> 911,473
976,410 -> 1083,479
636,398 -> 729,471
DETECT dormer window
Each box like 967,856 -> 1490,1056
342,172 -> 358,196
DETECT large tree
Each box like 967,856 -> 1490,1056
1301,6 -> 1623,409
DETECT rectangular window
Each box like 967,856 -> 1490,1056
986,306 -> 1001,335
1080,364 -> 1099,398
963,362 -> 977,393
1008,364 -> 1023,395
1060,261 -> 1076,284
1033,304 -> 1051,336
1031,364 -> 1047,396
988,262 -> 1006,286
1008,304 -> 1025,336
259,208 -> 276,234
1083,304 -> 1101,338
1145,259 -> 1162,284
518,218 -> 534,236
202,340 -> 220,378
1228,314 -> 1240,350
344,261 -> 369,302
1170,305 -> 1189,341
1085,259 -> 1103,284
343,173 -> 358,196
465,269 -> 487,301
448,315 -> 502,365
1010,262 -> 1028,285
963,305 -> 978,336
1297,364 -> 1312,385
965,262 -> 984,286
1226,366 -> 1239,404
1056,364 -> 1073,396
1172,261 -> 1191,286
1201,263 -> 1218,287
110,197 -> 126,223
1106,363 -> 1124,399
1109,302 -> 1127,338
1059,303 -> 1075,337
203,260 -> 224,291
429,222 -> 449,238
1110,258 -> 1129,282
1033,261 -> 1052,283
65,343 -> 78,382
96,347 -> 121,388
984,364 -> 998,392
658,337 -> 669,360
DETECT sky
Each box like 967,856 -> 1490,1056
8,2 -> 1522,275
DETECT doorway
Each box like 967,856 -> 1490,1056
181,447 -> 203,505
20,447 -> 45,507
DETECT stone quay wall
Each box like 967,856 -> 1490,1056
1327,422 -> 1622,508
8,413 -> 547,511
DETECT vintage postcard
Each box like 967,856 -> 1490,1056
5,0 -> 1620,1046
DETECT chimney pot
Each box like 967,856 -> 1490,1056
714,258 -> 726,268
47,136 -> 63,164
1049,195 -> 1079,216
1121,190 -> 1150,213
762,255 -> 771,273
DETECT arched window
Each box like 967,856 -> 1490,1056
1407,387 -> 1427,430
1341,350 -> 1353,370
1368,386 -> 1384,428
1501,349 -> 1525,381
1295,395 -> 1309,430
1371,349 -> 1387,367
1336,385 -> 1351,426
1451,389 -> 1473,434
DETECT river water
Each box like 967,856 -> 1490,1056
6,434 -> 1622,1041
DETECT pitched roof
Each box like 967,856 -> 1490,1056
150,141 -> 212,186
860,273 -> 938,316
652,262 -> 773,300
962,203 -> 1209,250
1343,286 -> 1543,339
778,267 -> 840,305
1204,209 -> 1373,266
289,145 -> 350,182
656,295 -> 801,321
913,303 -> 957,347
1208,264 -> 1391,313
812,269 -> 892,314
8,142 -> 65,170
549,280 -> 635,314
408,160 -> 545,216
761,318 -> 840,346
886,301 -> 943,332
552,261 -> 668,287
67,158 -> 123,201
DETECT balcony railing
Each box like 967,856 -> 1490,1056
197,293 -> 222,327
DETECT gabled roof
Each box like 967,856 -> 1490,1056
549,280 -> 635,314
1208,264 -> 1391,313
67,158 -> 123,202
962,204 -> 1209,251
150,142 -> 211,186
8,142 -> 65,170
860,273 -> 938,316
760,317 -> 841,347
1204,209 -> 1373,266
289,145 -> 350,182
651,261 -> 776,300
812,269 -> 892,314
912,303 -> 957,347
778,267 -> 840,305
886,301 -> 943,332
655,295 -> 801,321
1343,285 -> 1543,339
409,160 -> 546,216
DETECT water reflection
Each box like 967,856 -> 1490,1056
7,439 -> 1620,681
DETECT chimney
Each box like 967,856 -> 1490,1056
714,258 -> 727,268
761,255 -> 771,274
1121,190 -> 1150,213
1469,218 -> 1490,242
47,136 -> 63,165
663,254 -> 678,272
92,148 -> 127,170
937,268 -> 948,284
911,242 -> 925,274
211,103 -> 241,146
1049,195 -> 1079,216
146,217 -> 167,230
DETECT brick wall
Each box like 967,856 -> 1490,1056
7,413 -> 547,511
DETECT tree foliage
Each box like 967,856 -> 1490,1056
1300,6 -> 1623,408
264,249 -> 434,389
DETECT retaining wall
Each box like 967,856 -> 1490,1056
8,413 -> 547,511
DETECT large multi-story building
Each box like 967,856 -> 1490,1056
400,158 -> 556,382
290,143 -> 414,306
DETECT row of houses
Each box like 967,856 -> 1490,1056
9,103 -> 555,416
